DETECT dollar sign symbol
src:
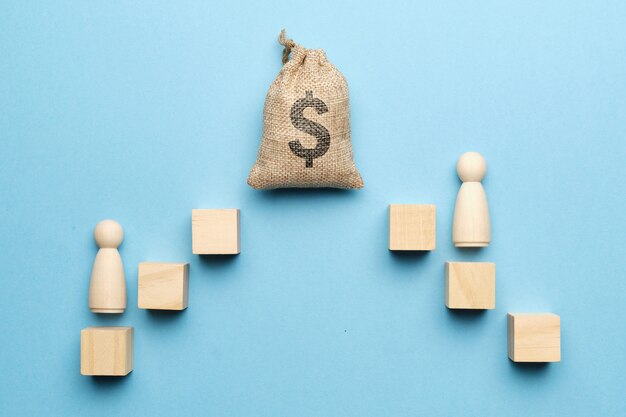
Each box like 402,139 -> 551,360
289,91 -> 331,168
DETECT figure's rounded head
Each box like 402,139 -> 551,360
457,152 -> 486,182
94,219 -> 123,248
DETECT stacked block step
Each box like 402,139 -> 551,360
445,262 -> 495,310
80,327 -> 133,376
388,204 -> 436,251
192,209 -> 240,255
138,262 -> 189,310
508,313 -> 561,362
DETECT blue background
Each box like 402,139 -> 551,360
1,1 -> 625,416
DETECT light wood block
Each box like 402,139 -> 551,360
445,262 -> 495,309
138,262 -> 189,310
389,204 -> 436,251
80,327 -> 133,376
508,313 -> 560,363
192,209 -> 240,255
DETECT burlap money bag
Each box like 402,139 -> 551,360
247,31 -> 364,189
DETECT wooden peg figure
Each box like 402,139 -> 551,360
453,152 -> 491,247
89,220 -> 126,313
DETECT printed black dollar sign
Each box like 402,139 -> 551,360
289,91 -> 331,168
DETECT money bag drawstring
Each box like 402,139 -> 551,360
279,29 -> 296,65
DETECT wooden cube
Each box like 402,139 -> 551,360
81,327 -> 133,376
445,262 -> 495,309
138,262 -> 189,310
192,209 -> 240,255
508,313 -> 561,362
389,204 -> 436,251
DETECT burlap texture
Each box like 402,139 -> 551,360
247,32 -> 364,189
